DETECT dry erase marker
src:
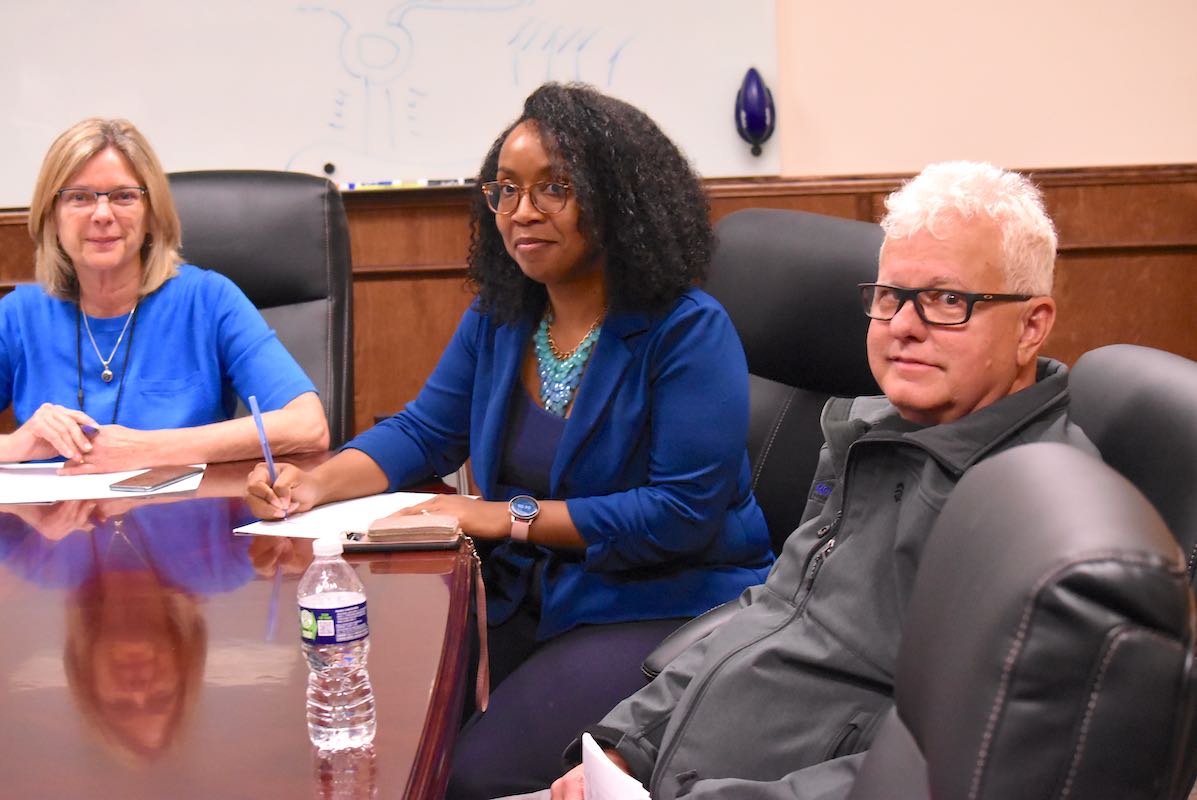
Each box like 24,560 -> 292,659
341,178 -> 474,190
248,395 -> 285,518
426,177 -> 475,187
341,179 -> 404,190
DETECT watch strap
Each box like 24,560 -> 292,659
510,518 -> 531,541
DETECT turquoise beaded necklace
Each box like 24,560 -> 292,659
533,309 -> 603,416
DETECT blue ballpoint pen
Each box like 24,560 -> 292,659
247,395 -> 285,518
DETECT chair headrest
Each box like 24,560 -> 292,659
1071,344 -> 1197,582
168,170 -> 347,308
707,208 -> 882,397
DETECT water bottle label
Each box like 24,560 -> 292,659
299,601 -> 369,645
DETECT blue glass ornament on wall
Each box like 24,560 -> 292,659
735,67 -> 776,156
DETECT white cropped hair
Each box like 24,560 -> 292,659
880,161 -> 1057,295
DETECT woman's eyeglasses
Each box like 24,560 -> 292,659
57,187 -> 147,211
480,181 -> 571,215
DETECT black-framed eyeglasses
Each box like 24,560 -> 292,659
57,186 -> 147,210
859,283 -> 1033,326
480,180 -> 571,215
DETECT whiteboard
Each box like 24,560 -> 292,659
2,0 -> 779,209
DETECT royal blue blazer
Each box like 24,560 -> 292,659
348,288 -> 773,639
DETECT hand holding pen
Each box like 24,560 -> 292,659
244,460 -> 323,520
244,396 -> 326,519
248,395 -> 287,519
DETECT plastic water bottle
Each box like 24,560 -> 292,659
298,537 -> 376,750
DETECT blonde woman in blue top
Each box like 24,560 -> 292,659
246,83 -> 772,797
0,118 -> 328,470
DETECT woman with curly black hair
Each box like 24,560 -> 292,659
467,82 -> 713,322
246,82 -> 773,796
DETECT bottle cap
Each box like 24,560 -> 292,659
313,536 -> 344,557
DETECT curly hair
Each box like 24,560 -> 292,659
467,83 -> 712,323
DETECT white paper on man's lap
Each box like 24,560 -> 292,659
582,732 -> 650,800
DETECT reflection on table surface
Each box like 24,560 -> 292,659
0,457 -> 473,799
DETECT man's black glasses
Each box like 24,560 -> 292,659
859,283 -> 1033,326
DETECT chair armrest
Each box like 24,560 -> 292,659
641,601 -> 738,681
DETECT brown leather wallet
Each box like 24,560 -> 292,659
341,511 -> 462,552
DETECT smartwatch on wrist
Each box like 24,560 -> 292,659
508,495 -> 540,541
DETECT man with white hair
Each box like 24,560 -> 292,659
547,161 -> 1095,800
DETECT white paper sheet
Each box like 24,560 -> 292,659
0,463 -> 205,504
582,733 -> 651,800
233,491 -> 439,538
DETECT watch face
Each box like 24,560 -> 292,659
510,495 -> 539,520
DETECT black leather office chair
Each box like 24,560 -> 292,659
642,208 -> 883,678
1070,344 -> 1197,589
847,442 -> 1197,800
168,170 -> 354,447
707,208 -> 882,553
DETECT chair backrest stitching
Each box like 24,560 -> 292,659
1058,627 -> 1176,798
752,389 -> 796,490
967,552 -> 1175,800
968,593 -> 1033,800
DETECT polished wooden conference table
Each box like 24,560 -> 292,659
0,455 -> 474,799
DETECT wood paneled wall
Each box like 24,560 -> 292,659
2,165 -> 1195,436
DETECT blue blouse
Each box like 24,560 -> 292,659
0,264 -> 316,430
498,388 -> 566,498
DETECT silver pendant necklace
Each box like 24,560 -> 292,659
81,302 -> 138,382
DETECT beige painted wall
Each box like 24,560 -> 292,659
775,0 -> 1197,176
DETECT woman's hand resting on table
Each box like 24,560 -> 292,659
56,425 -> 160,475
392,495 -> 513,540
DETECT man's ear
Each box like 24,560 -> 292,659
1016,296 -> 1056,366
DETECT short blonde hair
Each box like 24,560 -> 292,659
28,118 -> 181,300
880,161 -> 1057,296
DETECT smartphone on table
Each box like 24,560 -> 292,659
109,465 -> 204,493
